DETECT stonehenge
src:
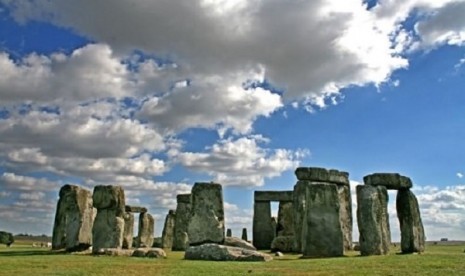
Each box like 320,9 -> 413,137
52,184 -> 94,251
49,166 -> 426,260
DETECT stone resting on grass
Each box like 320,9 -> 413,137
184,243 -> 273,262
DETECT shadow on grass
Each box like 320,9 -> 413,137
0,249 -> 66,257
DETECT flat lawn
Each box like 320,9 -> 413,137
1,244 -> 464,276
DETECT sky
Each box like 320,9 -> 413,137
0,0 -> 464,242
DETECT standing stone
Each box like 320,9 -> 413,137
188,182 -> 225,246
397,190 -> 425,253
356,185 -> 391,256
253,201 -> 274,250
226,229 -> 232,237
241,228 -> 248,241
161,210 -> 176,250
172,194 -> 191,251
302,183 -> 343,258
277,201 -> 294,236
294,167 -> 352,253
122,212 -> 134,249
92,185 -> 126,253
137,212 -> 155,248
52,185 -> 94,251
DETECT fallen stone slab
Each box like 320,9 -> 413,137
185,243 -> 273,262
363,173 -> 413,190
102,248 -> 135,257
132,248 -> 167,258
224,237 -> 256,251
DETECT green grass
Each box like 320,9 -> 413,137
1,244 -> 464,276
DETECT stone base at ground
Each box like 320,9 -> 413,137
184,244 -> 273,262
271,236 -> 294,253
99,247 -> 166,258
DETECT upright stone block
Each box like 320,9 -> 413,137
241,228 -> 248,241
396,190 -> 425,253
302,183 -> 343,258
122,212 -> 134,249
338,184 -> 353,251
187,182 -> 225,246
226,229 -> 232,237
161,210 -> 176,250
253,201 -> 274,250
92,185 -> 126,253
137,212 -> 155,248
52,184 -> 94,251
172,194 -> 191,251
356,185 -> 391,256
277,201 -> 294,236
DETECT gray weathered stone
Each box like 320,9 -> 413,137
254,191 -> 293,202
364,173 -> 413,190
137,212 -> 154,248
226,228 -> 232,237
356,185 -> 391,256
271,236 -> 294,253
146,248 -> 167,258
302,183 -> 344,258
188,182 -> 225,246
241,228 -> 248,241
122,212 -> 134,249
172,193 -> 191,251
125,205 -> 147,213
277,201 -> 294,236
253,201 -> 274,250
161,210 -> 176,250
102,248 -> 135,256
52,184 -> 94,252
92,185 -> 126,253
396,189 -> 425,253
338,184 -> 353,251
295,167 -> 349,185
185,243 -> 273,262
224,236 -> 256,250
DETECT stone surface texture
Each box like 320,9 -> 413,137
52,184 -> 94,252
226,229 -> 232,237
224,237 -> 256,251
184,243 -> 273,262
302,183 -> 344,258
337,184 -> 353,251
295,167 -> 349,185
122,212 -> 134,249
187,183 -> 225,246
277,201 -> 294,236
271,236 -> 294,253
92,185 -> 126,253
172,194 -> 191,251
356,185 -> 391,256
161,210 -> 176,250
396,189 -> 426,253
363,173 -> 413,190
137,212 -> 155,248
252,201 -> 274,250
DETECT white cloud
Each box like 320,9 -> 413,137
1,172 -> 61,192
174,135 -> 308,187
457,172 -> 464,178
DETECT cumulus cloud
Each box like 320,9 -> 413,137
174,135 -> 308,187
457,172 -> 463,179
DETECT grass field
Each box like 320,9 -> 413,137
1,241 -> 464,276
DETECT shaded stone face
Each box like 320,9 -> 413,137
187,183 -> 225,246
226,229 -> 232,237
252,201 -> 274,250
172,194 -> 191,251
125,205 -> 147,213
161,210 -> 176,249
254,191 -> 293,202
122,212 -> 134,249
356,185 -> 391,256
295,167 -> 349,185
277,201 -> 294,237
396,190 -> 425,253
137,212 -> 155,248
363,173 -> 412,190
52,184 -> 94,252
302,183 -> 344,258
337,184 -> 353,251
92,185 -> 126,253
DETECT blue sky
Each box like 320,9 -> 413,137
0,0 -> 464,241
